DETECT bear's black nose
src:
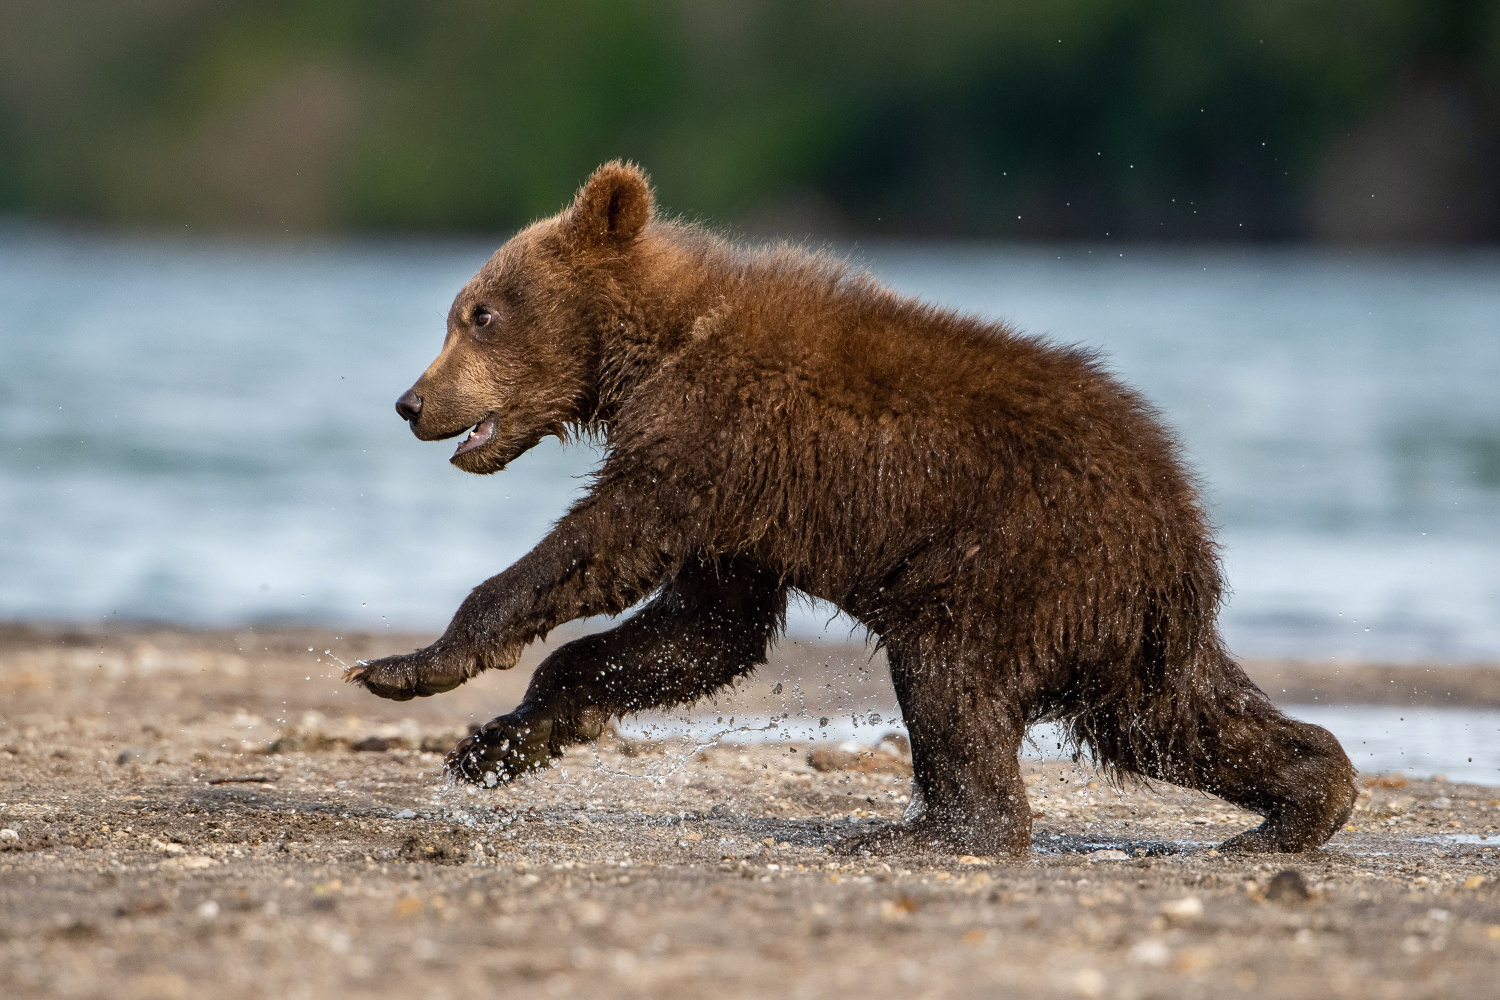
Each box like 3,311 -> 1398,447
395,390 -> 423,423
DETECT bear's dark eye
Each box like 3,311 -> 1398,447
471,305 -> 495,329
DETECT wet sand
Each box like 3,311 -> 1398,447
2,624 -> 1498,999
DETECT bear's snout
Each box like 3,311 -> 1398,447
395,389 -> 423,427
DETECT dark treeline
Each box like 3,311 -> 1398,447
1,1 -> 1497,241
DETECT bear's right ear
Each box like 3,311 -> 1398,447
567,160 -> 654,246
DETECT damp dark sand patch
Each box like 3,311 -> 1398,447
1,625 -> 1498,999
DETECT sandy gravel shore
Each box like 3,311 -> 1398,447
2,624 -> 1498,999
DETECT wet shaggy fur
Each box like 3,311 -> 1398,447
348,162 -> 1357,856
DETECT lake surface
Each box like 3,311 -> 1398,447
2,227 -> 1498,664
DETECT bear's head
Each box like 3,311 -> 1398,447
394,161 -> 656,473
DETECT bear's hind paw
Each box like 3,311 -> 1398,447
1217,820 -> 1333,854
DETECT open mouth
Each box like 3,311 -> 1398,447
452,413 -> 498,458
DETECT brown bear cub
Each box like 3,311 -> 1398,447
348,161 -> 1356,856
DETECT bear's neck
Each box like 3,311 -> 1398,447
592,232 -> 729,429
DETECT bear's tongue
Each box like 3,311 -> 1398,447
452,414 -> 497,457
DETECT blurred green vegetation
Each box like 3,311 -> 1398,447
1,1 -> 1497,239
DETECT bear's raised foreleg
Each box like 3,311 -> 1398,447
346,477 -> 690,701
841,640 -> 1034,857
447,557 -> 787,784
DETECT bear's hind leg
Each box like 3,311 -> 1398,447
1202,699 -> 1357,852
1079,666 -> 1356,853
843,640 -> 1032,857
447,557 -> 786,784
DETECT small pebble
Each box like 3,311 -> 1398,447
1071,968 -> 1107,998
575,901 -> 607,927
1128,939 -> 1170,966
1160,896 -> 1204,919
1266,869 -> 1311,903
0,828 -> 18,841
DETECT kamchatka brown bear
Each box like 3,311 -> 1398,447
348,161 -> 1357,856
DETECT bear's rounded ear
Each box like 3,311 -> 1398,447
568,160 -> 654,246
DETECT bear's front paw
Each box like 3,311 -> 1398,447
343,645 -> 473,701
834,814 -> 1031,858
446,714 -> 559,786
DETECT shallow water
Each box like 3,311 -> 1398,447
2,228 -> 1498,664
1426,833 -> 1496,844
617,704 -> 1500,785
1284,703 -> 1500,785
